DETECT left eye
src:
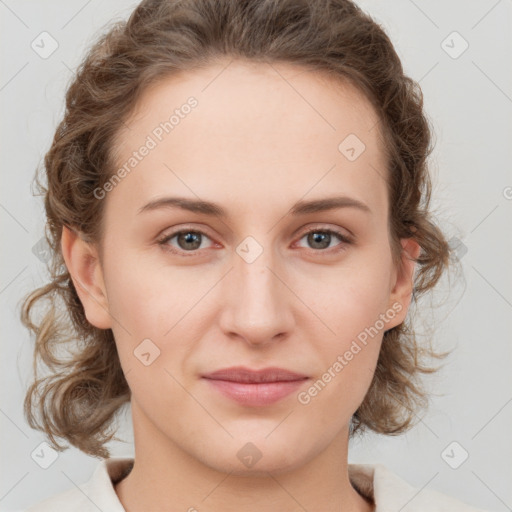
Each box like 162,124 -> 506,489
296,229 -> 351,251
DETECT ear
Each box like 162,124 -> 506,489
61,225 -> 112,330
386,237 -> 421,329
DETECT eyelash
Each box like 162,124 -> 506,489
156,226 -> 353,257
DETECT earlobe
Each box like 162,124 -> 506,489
387,238 -> 421,327
60,225 -> 112,330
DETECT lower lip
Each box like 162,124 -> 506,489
202,378 -> 308,406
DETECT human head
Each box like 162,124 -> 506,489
22,0 -> 451,460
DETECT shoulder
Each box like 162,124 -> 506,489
349,462 -> 491,511
24,486 -> 96,512
24,457 -> 133,512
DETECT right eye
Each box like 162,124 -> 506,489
156,229 -> 216,255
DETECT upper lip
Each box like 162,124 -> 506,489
201,366 -> 309,383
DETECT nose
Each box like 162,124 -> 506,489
217,246 -> 295,348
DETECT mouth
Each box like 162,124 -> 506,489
201,366 -> 309,406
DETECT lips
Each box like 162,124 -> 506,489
201,366 -> 309,383
201,366 -> 309,407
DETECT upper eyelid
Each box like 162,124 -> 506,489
300,226 -> 352,238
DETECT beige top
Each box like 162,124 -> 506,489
25,457 -> 489,511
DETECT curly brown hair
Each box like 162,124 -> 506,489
21,0 -> 455,459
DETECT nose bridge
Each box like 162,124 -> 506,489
219,236 -> 294,344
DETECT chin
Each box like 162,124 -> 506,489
194,434 -> 315,477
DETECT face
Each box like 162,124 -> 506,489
63,59 -> 418,475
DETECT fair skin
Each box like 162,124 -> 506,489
61,59 -> 420,512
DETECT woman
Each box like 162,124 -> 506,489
22,0 -> 487,510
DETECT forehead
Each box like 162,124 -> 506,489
108,59 -> 388,219
117,59 -> 382,143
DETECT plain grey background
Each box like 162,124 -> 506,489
1,1 -> 511,511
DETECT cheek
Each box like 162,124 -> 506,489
102,250 -> 209,381
299,269 -> 390,419
303,253 -> 393,340
106,273 -> 161,336
103,248 -> 196,334
102,257 -> 195,406
298,251 -> 393,400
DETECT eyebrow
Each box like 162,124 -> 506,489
137,195 -> 372,217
